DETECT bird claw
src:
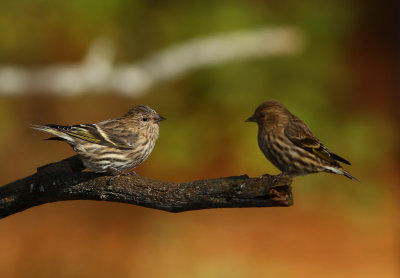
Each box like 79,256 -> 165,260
271,175 -> 281,184
271,172 -> 290,184
257,173 -> 289,184
107,168 -> 139,184
257,173 -> 272,180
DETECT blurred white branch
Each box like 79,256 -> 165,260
0,27 -> 305,96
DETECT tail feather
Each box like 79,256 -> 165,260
341,170 -> 360,182
30,124 -> 73,142
324,166 -> 359,182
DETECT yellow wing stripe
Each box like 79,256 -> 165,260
65,130 -> 101,143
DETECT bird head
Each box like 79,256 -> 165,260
124,105 -> 166,126
246,100 -> 290,127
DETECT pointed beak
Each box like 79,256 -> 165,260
245,114 -> 257,123
155,114 -> 167,123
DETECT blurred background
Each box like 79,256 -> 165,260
0,0 -> 399,277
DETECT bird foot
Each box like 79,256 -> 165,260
271,172 -> 291,184
257,173 -> 272,180
258,173 -> 290,184
107,168 -> 139,183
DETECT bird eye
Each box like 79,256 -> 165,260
142,117 -> 148,122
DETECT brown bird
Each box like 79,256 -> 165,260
31,105 -> 166,175
246,100 -> 358,181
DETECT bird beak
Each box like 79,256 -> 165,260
155,115 -> 167,122
245,114 -> 257,123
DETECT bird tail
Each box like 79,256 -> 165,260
341,170 -> 360,182
30,124 -> 73,142
324,166 -> 360,182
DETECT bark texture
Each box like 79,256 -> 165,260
0,156 -> 293,219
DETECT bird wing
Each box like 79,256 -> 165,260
284,116 -> 349,166
47,123 -> 136,149
95,119 -> 140,149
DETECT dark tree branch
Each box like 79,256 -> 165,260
0,156 -> 293,219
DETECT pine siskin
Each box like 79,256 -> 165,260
31,104 -> 166,175
246,100 -> 358,181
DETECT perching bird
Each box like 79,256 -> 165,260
246,100 -> 358,181
31,104 -> 166,175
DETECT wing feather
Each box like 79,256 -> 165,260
46,123 -> 136,149
284,116 -> 349,166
